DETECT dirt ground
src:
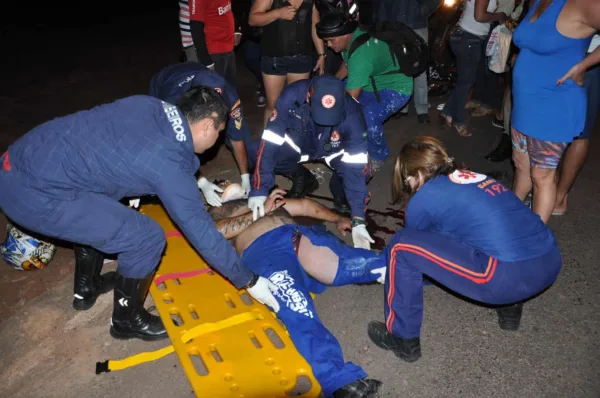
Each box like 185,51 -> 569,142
1,7 -> 599,398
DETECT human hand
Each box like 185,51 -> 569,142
240,174 -> 251,197
246,276 -> 280,312
265,189 -> 287,214
335,217 -> 352,236
497,12 -> 508,23
234,33 -> 242,47
313,56 -> 325,76
557,62 -> 586,87
352,224 -> 375,250
278,6 -> 298,20
248,196 -> 267,221
197,177 -> 223,207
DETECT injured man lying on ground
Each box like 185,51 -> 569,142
206,182 -> 385,398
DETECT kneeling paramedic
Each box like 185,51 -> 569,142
317,9 -> 414,167
368,137 -> 562,363
150,62 -> 253,206
0,89 -> 280,342
248,75 -> 376,250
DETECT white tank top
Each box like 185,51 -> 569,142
459,0 -> 499,37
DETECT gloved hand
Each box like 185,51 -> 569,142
370,267 -> 386,284
129,198 -> 140,209
240,174 -> 251,198
247,276 -> 280,313
248,196 -> 267,221
197,177 -> 223,207
352,224 -> 375,250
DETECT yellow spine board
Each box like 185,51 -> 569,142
141,205 -> 322,398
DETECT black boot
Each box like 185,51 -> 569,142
496,303 -> 523,331
484,134 -> 512,162
110,273 -> 168,341
368,321 -> 421,363
333,196 -> 351,215
73,245 -> 116,311
287,167 -> 319,199
334,379 -> 383,398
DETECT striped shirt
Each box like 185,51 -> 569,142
179,0 -> 194,48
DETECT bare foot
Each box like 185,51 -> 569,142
553,195 -> 568,215
439,113 -> 452,128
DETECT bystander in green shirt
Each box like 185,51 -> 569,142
342,28 -> 413,96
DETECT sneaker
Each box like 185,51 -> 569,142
333,379 -> 383,398
367,321 -> 421,363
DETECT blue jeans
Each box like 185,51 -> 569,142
579,64 -> 600,139
400,27 -> 429,115
442,29 -> 486,124
359,89 -> 410,161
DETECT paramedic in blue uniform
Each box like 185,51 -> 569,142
247,75 -> 376,250
368,136 -> 562,363
0,88 -> 280,342
150,62 -> 254,207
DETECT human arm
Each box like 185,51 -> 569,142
336,62 -> 348,79
312,4 -> 326,75
474,0 -> 508,23
189,0 -> 214,68
345,44 -> 373,99
557,47 -> 600,86
156,169 -> 254,288
249,0 -> 297,26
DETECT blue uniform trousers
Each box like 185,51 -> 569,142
0,167 -> 165,278
359,89 -> 410,161
242,224 -> 381,396
384,228 -> 562,338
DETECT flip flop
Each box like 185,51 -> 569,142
552,210 -> 566,216
438,113 -> 452,128
453,123 -> 472,137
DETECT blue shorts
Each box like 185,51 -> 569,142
261,55 -> 313,76
241,224 -> 381,396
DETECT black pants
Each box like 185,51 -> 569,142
212,52 -> 238,89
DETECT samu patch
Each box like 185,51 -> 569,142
230,107 -> 242,120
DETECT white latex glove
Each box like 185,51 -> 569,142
198,177 -> 223,207
240,174 -> 251,198
248,196 -> 267,221
352,224 -> 375,250
247,276 -> 280,313
370,267 -> 386,284
128,198 -> 140,209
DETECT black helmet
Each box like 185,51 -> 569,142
316,10 -> 358,39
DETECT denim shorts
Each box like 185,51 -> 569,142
261,55 -> 313,76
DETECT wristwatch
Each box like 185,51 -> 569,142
351,217 -> 367,228
244,273 -> 259,289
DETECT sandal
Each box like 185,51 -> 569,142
453,123 -> 472,137
438,113 -> 452,128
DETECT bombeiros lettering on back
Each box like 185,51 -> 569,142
161,101 -> 187,142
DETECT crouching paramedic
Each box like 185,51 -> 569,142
150,62 -> 253,206
248,75 -> 376,250
316,9 -> 414,169
208,186 -> 384,398
367,137 -> 562,363
0,88 -> 279,342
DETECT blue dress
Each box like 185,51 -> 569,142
512,0 -> 593,143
